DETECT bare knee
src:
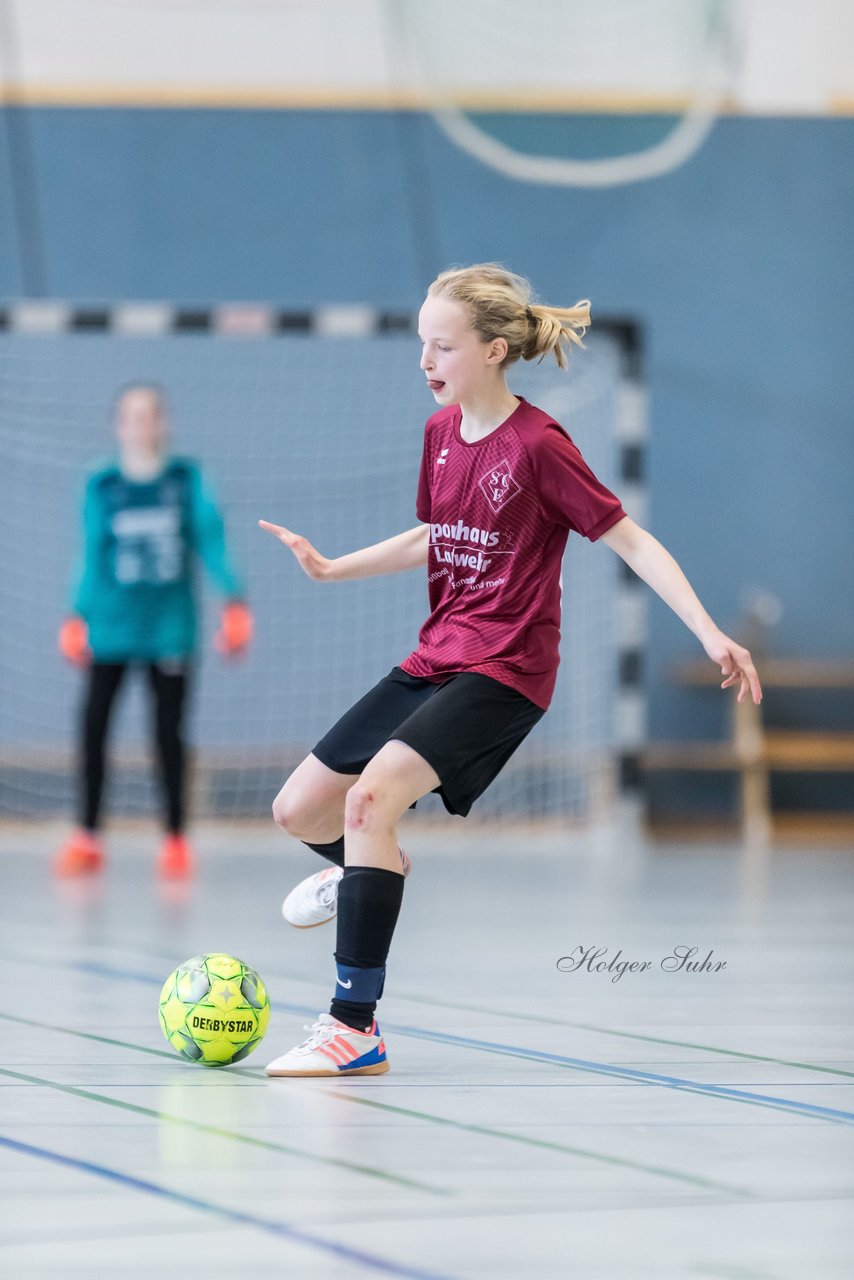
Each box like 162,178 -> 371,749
344,780 -> 394,835
272,763 -> 349,842
272,788 -> 300,835
272,785 -> 323,839
277,752 -> 357,833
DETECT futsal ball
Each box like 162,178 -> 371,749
158,953 -> 270,1065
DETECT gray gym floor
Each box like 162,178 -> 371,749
1,819 -> 852,1279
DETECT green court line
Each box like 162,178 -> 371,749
3,941 -> 852,1132
0,1010 -> 750,1201
0,1059 -> 450,1198
5,942 -> 850,1131
0,1010 -> 257,1073
226,957 -> 853,1083
4,928 -> 852,1080
323,1092 -> 754,1200
73,958 -> 854,1128
390,990 -> 854,1081
221,955 -> 853,1083
0,1134 -> 458,1280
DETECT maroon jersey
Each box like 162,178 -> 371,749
399,396 -> 627,710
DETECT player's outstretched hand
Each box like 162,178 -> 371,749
258,520 -> 331,581
701,628 -> 762,704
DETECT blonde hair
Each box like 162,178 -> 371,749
427,263 -> 590,370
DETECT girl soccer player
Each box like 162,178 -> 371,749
55,383 -> 253,879
260,263 -> 762,1077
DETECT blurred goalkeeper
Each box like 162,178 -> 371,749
55,384 -> 253,879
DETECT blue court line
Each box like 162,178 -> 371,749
0,1135 -> 458,1280
383,1022 -> 854,1126
5,927 -> 852,1083
73,960 -> 854,1128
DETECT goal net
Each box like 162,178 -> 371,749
0,305 -> 643,827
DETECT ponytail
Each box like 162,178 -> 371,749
428,263 -> 589,370
522,301 -> 590,369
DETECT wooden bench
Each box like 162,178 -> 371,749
642,660 -> 854,844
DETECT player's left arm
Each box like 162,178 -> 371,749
600,515 -> 762,705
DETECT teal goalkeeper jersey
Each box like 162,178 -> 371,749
70,456 -> 244,661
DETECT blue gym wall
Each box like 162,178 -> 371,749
2,109 -> 853,816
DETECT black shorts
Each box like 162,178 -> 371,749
311,665 -> 546,817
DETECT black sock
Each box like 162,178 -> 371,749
330,865 -> 405,1031
302,836 -> 345,867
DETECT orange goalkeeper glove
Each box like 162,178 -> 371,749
214,601 -> 253,655
59,616 -> 91,666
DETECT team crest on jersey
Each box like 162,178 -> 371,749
479,460 -> 521,513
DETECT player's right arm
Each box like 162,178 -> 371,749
59,473 -> 103,665
258,520 -> 429,582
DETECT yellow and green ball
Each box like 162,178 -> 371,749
158,953 -> 270,1065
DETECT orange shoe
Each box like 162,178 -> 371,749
54,829 -> 104,877
157,834 -> 194,879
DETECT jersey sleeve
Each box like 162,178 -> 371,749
69,472 -> 106,618
415,427 -> 432,523
531,423 -> 627,541
187,463 -> 246,598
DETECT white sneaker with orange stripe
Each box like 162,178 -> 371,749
264,1013 -> 389,1077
